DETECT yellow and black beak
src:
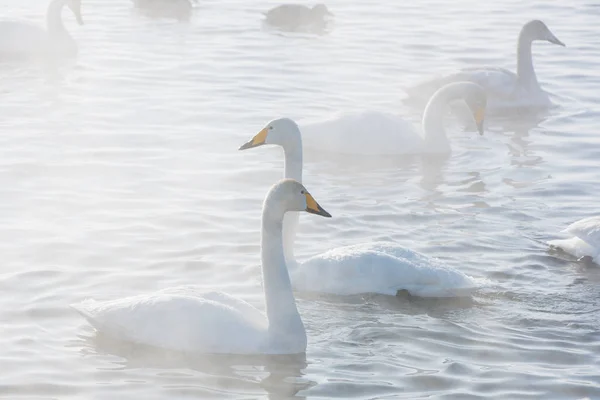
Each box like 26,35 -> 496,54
474,107 -> 485,135
239,127 -> 268,150
305,192 -> 331,218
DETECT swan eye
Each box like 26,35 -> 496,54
269,126 -> 273,130
301,190 -> 305,194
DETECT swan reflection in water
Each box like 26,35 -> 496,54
75,332 -> 312,399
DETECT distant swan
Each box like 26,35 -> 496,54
72,179 -> 332,354
0,0 -> 83,60
548,217 -> 600,264
239,119 -> 482,297
299,81 -> 486,155
263,4 -> 332,31
132,0 -> 195,21
405,20 -> 565,113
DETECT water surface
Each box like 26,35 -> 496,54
0,0 -> 599,399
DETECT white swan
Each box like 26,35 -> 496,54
405,20 -> 565,113
239,119 -> 482,297
0,0 -> 83,60
263,4 -> 332,31
72,179 -> 332,355
132,0 -> 194,21
299,82 -> 486,155
548,217 -> 600,264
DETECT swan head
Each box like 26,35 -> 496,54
239,118 -> 301,152
66,0 -> 84,25
460,82 -> 487,135
523,20 -> 564,47
312,4 -> 333,17
266,179 -> 331,218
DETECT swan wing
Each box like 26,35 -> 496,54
406,67 -> 518,104
293,242 -> 481,297
158,286 -> 268,323
548,237 -> 597,260
300,111 -> 421,155
457,67 -> 518,98
562,217 -> 600,247
72,288 -> 267,354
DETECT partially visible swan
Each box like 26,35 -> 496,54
72,179 -> 332,355
239,119 -> 482,297
548,217 -> 600,264
263,4 -> 332,32
0,0 -> 83,60
299,81 -> 486,155
132,0 -> 195,21
405,20 -> 565,113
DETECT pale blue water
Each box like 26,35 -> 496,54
0,0 -> 599,399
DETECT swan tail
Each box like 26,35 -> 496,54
548,237 -> 597,259
71,300 -> 104,329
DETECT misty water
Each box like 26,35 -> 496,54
1,0 -> 600,399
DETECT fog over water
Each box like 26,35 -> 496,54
0,0 -> 599,399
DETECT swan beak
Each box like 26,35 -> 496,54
305,193 -> 331,218
547,33 -> 565,47
239,127 -> 268,150
474,107 -> 485,135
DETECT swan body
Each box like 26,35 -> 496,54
239,119 -> 482,297
74,288 -> 269,354
295,242 -> 479,297
132,0 -> 194,21
264,4 -> 332,31
299,82 -> 486,155
548,217 -> 600,263
0,0 -> 83,60
72,179 -> 332,354
405,20 -> 565,113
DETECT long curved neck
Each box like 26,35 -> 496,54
421,85 -> 457,150
282,136 -> 303,266
47,0 -> 68,36
261,207 -> 303,334
283,137 -> 303,182
516,27 -> 538,88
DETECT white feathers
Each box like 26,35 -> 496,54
240,118 -> 485,297
0,0 -> 82,60
405,20 -> 565,114
293,242 -> 482,297
72,289 -> 268,354
300,82 -> 486,156
549,217 -> 600,263
72,180 -> 321,355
